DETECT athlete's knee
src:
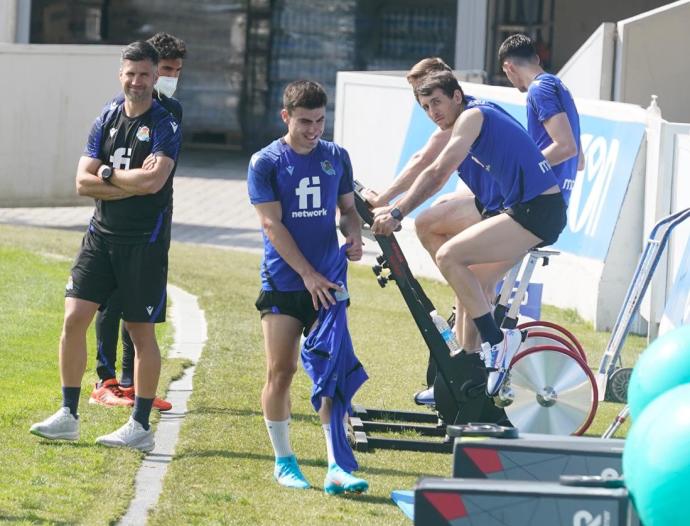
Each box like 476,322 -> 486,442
267,361 -> 298,388
415,214 -> 439,249
414,210 -> 433,235
435,245 -> 452,273
435,242 -> 467,273
63,304 -> 94,335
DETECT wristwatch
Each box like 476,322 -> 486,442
98,165 -> 113,182
390,207 -> 404,221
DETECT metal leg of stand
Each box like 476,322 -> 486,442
602,405 -> 629,439
498,249 -> 560,325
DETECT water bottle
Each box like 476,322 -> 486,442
430,310 -> 461,356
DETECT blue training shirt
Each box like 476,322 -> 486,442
527,73 -> 581,203
248,138 -> 354,292
468,105 -> 558,209
83,98 -> 181,241
456,96 -> 519,212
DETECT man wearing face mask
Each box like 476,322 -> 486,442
88,32 -> 186,411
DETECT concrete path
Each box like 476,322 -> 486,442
118,285 -> 207,526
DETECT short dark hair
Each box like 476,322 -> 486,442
147,32 -> 187,60
414,71 -> 465,103
406,57 -> 452,84
498,34 -> 538,65
283,80 -> 327,114
121,40 -> 159,66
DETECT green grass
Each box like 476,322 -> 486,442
0,224 -> 642,525
0,227 -> 181,525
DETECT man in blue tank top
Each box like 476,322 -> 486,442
372,71 -> 567,397
499,34 -> 583,203
363,59 -> 505,358
248,80 -> 368,494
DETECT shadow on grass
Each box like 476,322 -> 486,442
187,406 -> 315,422
175,448 -> 432,478
34,440 -> 97,449
0,513 -> 72,525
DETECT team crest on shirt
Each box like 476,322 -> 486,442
136,126 -> 151,142
320,160 -> 335,176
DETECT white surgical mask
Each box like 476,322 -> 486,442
155,76 -> 178,98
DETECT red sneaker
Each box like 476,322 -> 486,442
89,378 -> 134,408
120,386 -> 172,412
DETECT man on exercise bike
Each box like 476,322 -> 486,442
372,71 -> 567,397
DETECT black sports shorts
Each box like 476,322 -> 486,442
505,192 -> 567,247
474,197 -> 500,219
65,229 -> 168,323
255,289 -> 318,332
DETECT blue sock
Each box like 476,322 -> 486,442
119,370 -> 134,388
132,396 -> 154,430
473,313 -> 503,346
62,386 -> 81,417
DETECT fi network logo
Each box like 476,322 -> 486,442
292,176 -> 326,218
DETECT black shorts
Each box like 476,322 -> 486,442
66,229 -> 168,323
505,192 -> 567,247
255,289 -> 318,331
474,197 -> 500,219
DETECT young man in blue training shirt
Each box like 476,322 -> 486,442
90,32 -> 186,411
30,41 -> 181,452
248,80 -> 368,494
499,34 -> 583,203
372,71 -> 567,397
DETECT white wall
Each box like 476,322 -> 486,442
0,44 -> 121,206
334,72 -> 415,190
0,1 -> 30,43
558,23 -> 615,101
454,0 -> 487,70
614,0 -> 690,123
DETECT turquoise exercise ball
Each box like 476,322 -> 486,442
628,324 -> 690,420
623,383 -> 690,526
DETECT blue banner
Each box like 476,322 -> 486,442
495,280 -> 543,321
397,98 -> 646,261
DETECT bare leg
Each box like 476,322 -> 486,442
415,192 -> 483,346
60,297 -> 99,387
457,260 -> 519,352
126,322 -> 161,399
435,214 -> 539,319
415,191 -> 481,260
261,314 -> 303,421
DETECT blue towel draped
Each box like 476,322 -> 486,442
301,245 -> 368,472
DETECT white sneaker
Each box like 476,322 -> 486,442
95,417 -> 154,452
30,407 -> 79,441
413,386 -> 435,406
483,329 -> 523,396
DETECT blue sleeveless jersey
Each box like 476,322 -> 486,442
247,139 -> 354,291
468,105 -> 558,209
456,96 -> 516,212
527,73 -> 580,203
